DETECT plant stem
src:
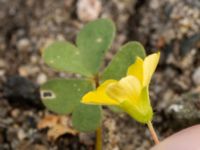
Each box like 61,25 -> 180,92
95,127 -> 102,150
147,121 -> 160,145
93,74 -> 102,150
94,74 -> 100,87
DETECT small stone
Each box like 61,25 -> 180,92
168,104 -> 183,113
0,59 -> 6,68
19,66 -> 29,77
19,65 -> 40,77
30,55 -> 39,64
150,0 -> 160,9
180,26 -> 189,34
11,109 -> 20,118
17,38 -> 30,51
77,0 -> 102,22
34,144 -> 48,150
17,129 -> 26,140
0,70 -> 5,77
179,18 -> 191,27
79,133 -> 95,145
36,73 -> 47,85
192,67 -> 200,85
163,29 -> 176,43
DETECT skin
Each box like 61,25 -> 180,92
151,125 -> 200,150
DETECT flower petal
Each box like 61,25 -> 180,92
119,87 -> 153,123
143,52 -> 160,86
81,80 -> 119,105
127,57 -> 143,84
106,76 -> 142,103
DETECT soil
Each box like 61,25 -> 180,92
0,0 -> 199,150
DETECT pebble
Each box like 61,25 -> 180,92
150,0 -> 160,9
77,0 -> 102,22
17,129 -> 26,140
34,144 -> 48,150
79,133 -> 95,145
168,104 -> 183,112
0,59 -> 6,68
179,18 -> 191,27
0,0 -> 199,149
0,70 -> 5,77
162,29 -> 176,43
30,55 -> 39,64
19,65 -> 40,77
138,0 -> 200,45
17,38 -> 31,51
192,67 -> 200,85
11,109 -> 20,118
36,73 -> 47,85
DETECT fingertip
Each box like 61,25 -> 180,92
151,125 -> 200,150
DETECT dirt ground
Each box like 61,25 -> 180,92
0,0 -> 200,149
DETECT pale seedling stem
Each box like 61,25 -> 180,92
147,121 -> 160,145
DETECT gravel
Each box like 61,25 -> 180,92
0,0 -> 199,149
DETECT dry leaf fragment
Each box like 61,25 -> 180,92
37,114 -> 59,129
38,114 -> 78,141
47,124 -> 77,141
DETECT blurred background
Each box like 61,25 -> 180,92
0,0 -> 199,149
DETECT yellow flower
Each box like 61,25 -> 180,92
82,52 -> 160,123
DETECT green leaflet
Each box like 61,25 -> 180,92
101,41 -> 146,81
43,19 -> 115,77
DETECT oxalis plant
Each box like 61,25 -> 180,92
40,19 -> 160,149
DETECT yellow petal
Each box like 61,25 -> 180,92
106,76 -> 142,103
143,52 -> 160,86
81,80 -> 119,105
127,57 -> 144,84
119,87 -> 153,123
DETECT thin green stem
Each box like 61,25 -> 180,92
95,127 -> 102,150
147,121 -> 160,145
93,74 -> 102,150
